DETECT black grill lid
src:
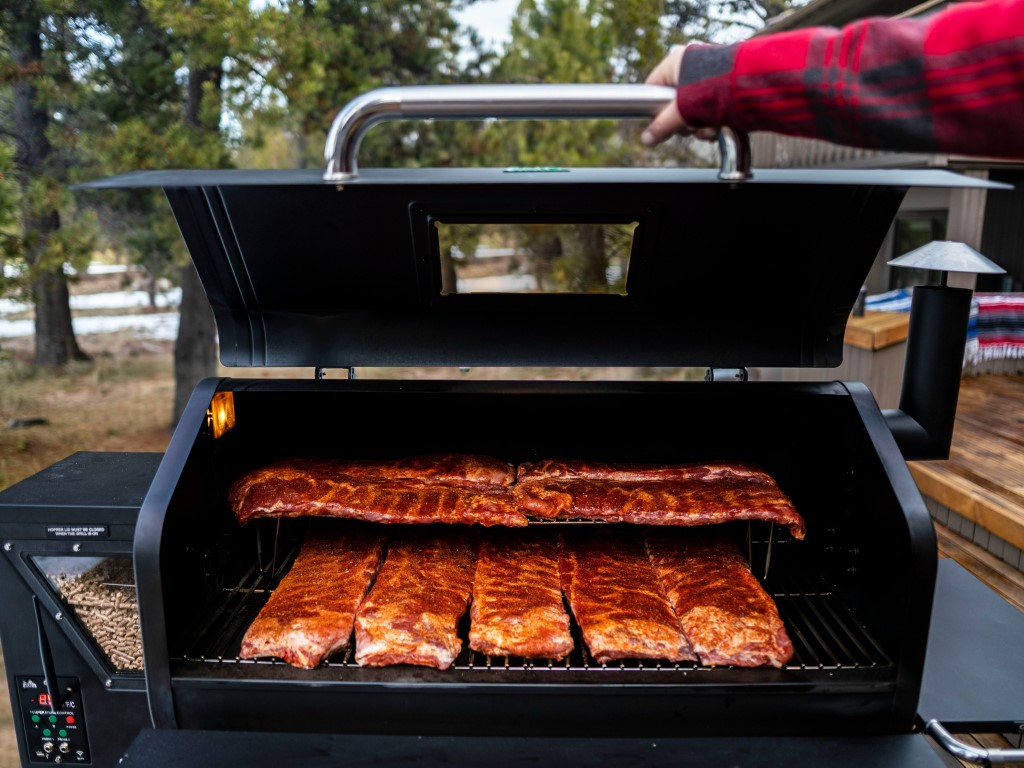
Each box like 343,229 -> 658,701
79,165 -> 1001,369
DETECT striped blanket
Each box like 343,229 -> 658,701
866,289 -> 1024,365
865,288 -> 913,313
964,293 -> 1024,365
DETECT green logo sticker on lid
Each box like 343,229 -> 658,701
502,166 -> 569,173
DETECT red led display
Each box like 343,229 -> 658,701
37,693 -> 51,707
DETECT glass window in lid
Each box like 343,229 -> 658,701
435,221 -> 637,295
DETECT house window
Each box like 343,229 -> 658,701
890,211 -> 948,289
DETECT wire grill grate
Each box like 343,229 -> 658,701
173,540 -> 892,674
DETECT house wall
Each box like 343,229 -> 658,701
979,170 -> 1024,291
863,187 -> 953,294
759,0 -> 945,33
749,340 -> 907,409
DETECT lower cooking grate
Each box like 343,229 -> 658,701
173,536 -> 892,674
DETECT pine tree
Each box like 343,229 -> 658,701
261,0 -> 469,171
1,0 -> 95,366
75,0 -> 263,426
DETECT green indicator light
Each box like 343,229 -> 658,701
42,729 -> 51,737
58,729 -> 67,738
48,715 -> 57,723
31,715 -> 39,723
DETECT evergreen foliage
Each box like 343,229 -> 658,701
0,0 -> 802,378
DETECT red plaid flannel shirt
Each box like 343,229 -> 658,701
677,0 -> 1024,158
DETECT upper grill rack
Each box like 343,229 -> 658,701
172,535 -> 893,676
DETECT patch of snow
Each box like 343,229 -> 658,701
0,312 -> 180,341
0,298 -> 30,315
1,261 -> 184,342
70,288 -> 181,311
63,263 -> 133,275
0,317 -> 32,338
457,275 -> 538,292
85,264 -> 131,275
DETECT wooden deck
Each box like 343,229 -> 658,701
918,375 -> 1024,766
911,374 -> 1024,555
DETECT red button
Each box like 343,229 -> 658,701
65,716 -> 75,725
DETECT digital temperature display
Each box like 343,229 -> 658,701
18,676 -> 90,762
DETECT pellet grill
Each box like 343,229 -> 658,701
1,85 -> 1022,767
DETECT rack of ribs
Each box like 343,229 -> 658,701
560,529 -> 695,664
469,529 -> 573,660
645,530 -> 794,668
515,460 -> 804,539
230,455 -> 526,527
239,525 -> 386,668
354,529 -> 477,670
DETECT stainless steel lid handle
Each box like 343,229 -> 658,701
322,84 -> 753,183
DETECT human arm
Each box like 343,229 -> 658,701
643,0 -> 1024,159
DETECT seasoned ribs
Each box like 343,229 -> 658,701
645,531 -> 794,668
230,457 -> 526,528
515,463 -> 804,540
517,459 -> 774,485
354,530 -> 476,669
560,530 -> 695,664
324,454 -> 515,487
239,525 -> 386,669
469,529 -> 573,660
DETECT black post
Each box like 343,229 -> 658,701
883,285 -> 973,460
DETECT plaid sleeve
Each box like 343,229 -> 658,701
676,0 -> 1024,158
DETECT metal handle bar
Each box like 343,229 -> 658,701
322,84 -> 752,183
925,720 -> 1024,766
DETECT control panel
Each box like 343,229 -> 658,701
16,676 -> 90,763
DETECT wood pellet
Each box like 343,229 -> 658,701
54,560 -> 144,670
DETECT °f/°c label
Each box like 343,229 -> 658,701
45,526 -> 110,539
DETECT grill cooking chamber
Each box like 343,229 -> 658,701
136,377 -> 935,737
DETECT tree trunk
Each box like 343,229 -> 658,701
34,265 -> 89,366
171,261 -> 217,427
171,50 -> 223,426
7,0 -> 88,367
185,63 -> 223,131
577,224 -> 607,292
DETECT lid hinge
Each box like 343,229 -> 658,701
314,367 -> 357,380
705,368 -> 748,382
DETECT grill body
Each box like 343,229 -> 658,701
135,377 -> 935,737
48,147 -> 1011,762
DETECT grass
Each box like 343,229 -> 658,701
0,353 -> 174,493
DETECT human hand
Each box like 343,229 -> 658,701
642,45 -> 718,147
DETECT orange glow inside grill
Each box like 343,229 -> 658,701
209,391 -> 236,439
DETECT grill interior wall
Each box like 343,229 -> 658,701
149,379 -> 932,735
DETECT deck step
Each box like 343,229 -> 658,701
936,523 -> 1024,612
910,374 -> 1024,573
